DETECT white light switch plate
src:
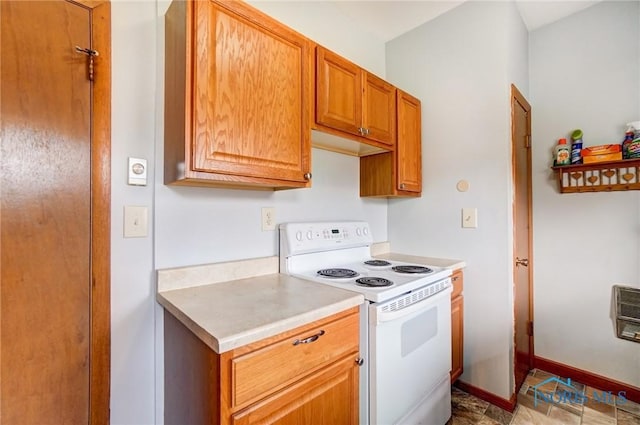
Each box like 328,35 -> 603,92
124,206 -> 148,237
462,208 -> 478,228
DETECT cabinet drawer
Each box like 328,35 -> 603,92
451,270 -> 464,299
231,311 -> 359,407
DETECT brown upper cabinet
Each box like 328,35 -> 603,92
396,90 -> 422,193
360,89 -> 422,197
164,0 -> 312,190
315,46 -> 396,149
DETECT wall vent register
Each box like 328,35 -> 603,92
614,285 -> 640,343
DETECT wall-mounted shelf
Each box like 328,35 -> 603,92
551,158 -> 640,193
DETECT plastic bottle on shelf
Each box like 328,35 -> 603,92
622,130 -> 634,159
554,138 -> 570,166
627,121 -> 640,159
570,129 -> 583,164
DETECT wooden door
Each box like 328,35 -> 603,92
192,1 -> 311,183
363,73 -> 396,146
511,84 -> 533,394
396,90 -> 422,193
316,47 -> 362,136
231,356 -> 359,425
0,1 -> 111,423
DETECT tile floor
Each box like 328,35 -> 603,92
448,369 -> 640,425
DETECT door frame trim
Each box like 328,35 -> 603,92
510,84 -> 533,392
71,1 -> 112,423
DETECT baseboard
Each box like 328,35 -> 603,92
454,380 -> 517,413
534,356 -> 640,404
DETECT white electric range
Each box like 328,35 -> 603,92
279,221 -> 453,425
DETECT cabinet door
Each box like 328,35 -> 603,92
316,47 -> 362,136
191,1 -> 310,183
396,90 -> 422,193
363,73 -> 396,146
451,295 -> 464,383
231,355 -> 359,425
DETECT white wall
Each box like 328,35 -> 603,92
386,1 -> 528,399
530,1 -> 640,386
110,1 -> 157,424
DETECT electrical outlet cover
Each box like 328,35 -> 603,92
261,207 -> 275,231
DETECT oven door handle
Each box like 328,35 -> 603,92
372,286 -> 452,324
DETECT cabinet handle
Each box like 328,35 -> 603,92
452,275 -> 459,282
358,127 -> 366,135
365,128 -> 370,136
400,183 -> 405,189
515,257 -> 529,267
355,357 -> 364,366
292,330 -> 325,346
303,172 -> 312,180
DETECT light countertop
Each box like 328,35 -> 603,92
157,271 -> 364,354
156,249 -> 462,354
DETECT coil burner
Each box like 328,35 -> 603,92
392,265 -> 433,274
317,268 -> 359,279
364,260 -> 392,267
356,277 -> 393,287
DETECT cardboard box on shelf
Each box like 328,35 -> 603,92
581,144 -> 621,157
582,152 -> 623,164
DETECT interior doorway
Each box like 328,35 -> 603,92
0,1 -> 111,422
511,84 -> 533,394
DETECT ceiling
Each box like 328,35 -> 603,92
328,0 -> 602,42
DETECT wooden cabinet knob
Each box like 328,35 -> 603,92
303,172 -> 312,180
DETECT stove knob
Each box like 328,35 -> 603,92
295,231 -> 303,241
356,228 -> 362,236
306,230 -> 313,240
363,227 -> 369,236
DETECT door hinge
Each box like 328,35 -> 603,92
527,321 -> 534,336
75,46 -> 99,81
525,134 -> 531,148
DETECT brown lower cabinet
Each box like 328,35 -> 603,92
451,270 -> 464,382
164,307 -> 360,425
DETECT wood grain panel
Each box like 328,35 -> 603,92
363,73 -> 396,146
163,0 -> 189,184
231,311 -> 358,407
451,269 -> 464,299
396,89 -> 422,193
192,1 -> 310,182
164,311 -> 221,425
451,295 -> 464,383
1,2 -> 91,422
451,269 -> 464,383
84,2 -> 112,422
231,356 -> 359,425
360,152 -> 394,197
315,47 -> 361,135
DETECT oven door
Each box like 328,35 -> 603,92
368,284 -> 452,425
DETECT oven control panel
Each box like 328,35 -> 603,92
279,221 -> 373,256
